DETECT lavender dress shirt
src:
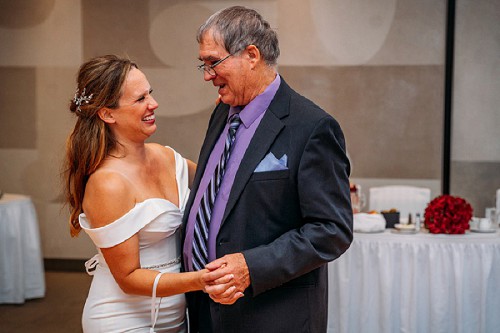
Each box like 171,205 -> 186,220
183,75 -> 281,271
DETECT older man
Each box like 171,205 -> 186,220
182,6 -> 353,332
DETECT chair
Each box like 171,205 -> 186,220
369,185 -> 431,221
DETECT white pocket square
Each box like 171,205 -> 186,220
254,152 -> 288,172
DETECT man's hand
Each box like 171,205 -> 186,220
203,253 -> 250,304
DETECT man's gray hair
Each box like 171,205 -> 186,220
197,6 -> 280,66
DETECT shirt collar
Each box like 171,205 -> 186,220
228,74 -> 281,128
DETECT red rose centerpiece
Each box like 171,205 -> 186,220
424,195 -> 473,234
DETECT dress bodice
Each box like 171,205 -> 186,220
79,147 -> 190,269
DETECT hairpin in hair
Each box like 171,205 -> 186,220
73,88 -> 93,113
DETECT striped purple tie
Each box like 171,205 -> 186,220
192,114 -> 241,270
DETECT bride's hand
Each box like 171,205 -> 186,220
203,273 -> 244,305
200,268 -> 243,304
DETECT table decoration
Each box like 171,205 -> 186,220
353,212 -> 386,233
424,194 -> 473,234
381,209 -> 400,228
350,183 -> 365,213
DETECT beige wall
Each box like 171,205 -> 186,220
0,0 -> 497,259
450,0 -> 500,216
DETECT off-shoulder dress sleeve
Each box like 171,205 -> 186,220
79,199 -> 174,248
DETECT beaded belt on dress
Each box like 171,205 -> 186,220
142,256 -> 181,270
84,254 -> 181,275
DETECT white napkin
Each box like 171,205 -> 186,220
353,213 -> 386,232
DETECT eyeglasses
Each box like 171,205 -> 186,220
197,54 -> 232,76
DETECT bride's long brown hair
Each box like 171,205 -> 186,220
64,55 -> 137,236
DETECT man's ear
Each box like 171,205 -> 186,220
97,108 -> 116,124
245,44 -> 261,68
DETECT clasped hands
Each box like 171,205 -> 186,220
201,252 -> 249,305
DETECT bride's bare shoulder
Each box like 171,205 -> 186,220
146,143 -> 177,169
83,169 -> 136,228
147,143 -> 174,158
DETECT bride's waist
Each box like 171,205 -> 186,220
141,256 -> 181,270
86,253 -> 181,274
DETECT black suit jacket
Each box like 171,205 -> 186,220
183,78 -> 353,332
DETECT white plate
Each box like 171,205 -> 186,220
394,223 -> 415,230
470,228 -> 497,233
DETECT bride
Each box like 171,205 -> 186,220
63,55 -> 236,332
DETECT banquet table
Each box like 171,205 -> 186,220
0,193 -> 45,304
327,229 -> 500,333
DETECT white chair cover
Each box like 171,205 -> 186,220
368,185 -> 431,220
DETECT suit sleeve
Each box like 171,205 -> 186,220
242,116 -> 353,296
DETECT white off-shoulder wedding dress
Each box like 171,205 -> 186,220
79,148 -> 189,333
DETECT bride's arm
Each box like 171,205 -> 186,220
101,234 -> 209,297
83,171 -> 231,297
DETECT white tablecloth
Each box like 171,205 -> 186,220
0,193 -> 45,303
328,229 -> 500,333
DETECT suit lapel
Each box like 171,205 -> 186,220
221,80 -> 292,224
